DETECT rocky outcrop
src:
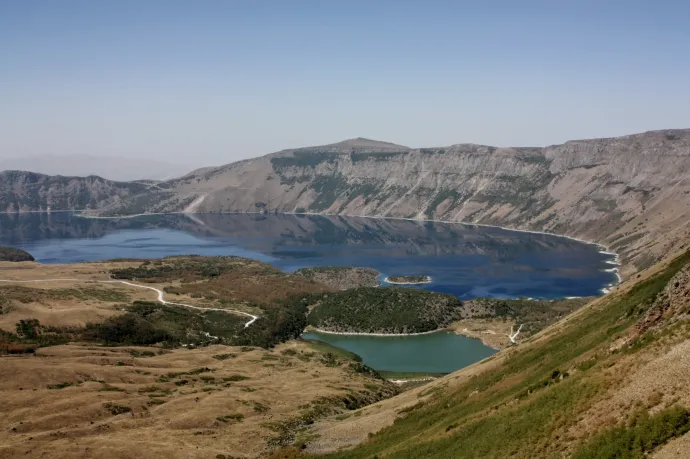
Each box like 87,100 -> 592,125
635,264 -> 690,335
0,171 -> 149,213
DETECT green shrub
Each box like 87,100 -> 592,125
103,402 -> 132,415
212,353 -> 235,360
47,382 -> 73,390
16,319 -> 41,339
306,287 -> 463,334
222,375 -> 249,382
572,407 -> 690,459
216,413 -> 244,423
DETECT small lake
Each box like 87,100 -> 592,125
0,212 -> 617,374
303,331 -> 496,374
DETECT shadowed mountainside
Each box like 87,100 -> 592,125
0,171 -> 151,213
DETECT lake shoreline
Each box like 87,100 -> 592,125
9,210 -> 620,298
302,328 -> 498,375
73,209 -> 622,283
304,326 -> 445,337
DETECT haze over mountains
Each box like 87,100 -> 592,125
1,129 -> 689,277
0,154 -> 193,182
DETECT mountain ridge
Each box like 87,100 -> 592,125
94,128 -> 690,277
0,154 -> 193,182
0,170 -> 151,213
2,128 -> 689,278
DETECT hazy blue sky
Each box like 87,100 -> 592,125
1,0 -> 689,165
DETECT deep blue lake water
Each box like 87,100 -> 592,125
0,212 -> 617,300
0,212 -> 619,373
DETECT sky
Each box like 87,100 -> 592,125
1,0 -> 689,166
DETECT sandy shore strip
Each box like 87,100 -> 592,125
389,377 -> 438,384
305,327 -> 444,337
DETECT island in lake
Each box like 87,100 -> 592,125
385,275 -> 432,285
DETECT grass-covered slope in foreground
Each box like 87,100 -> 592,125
0,342 -> 398,458
308,249 -> 690,458
306,287 -> 464,334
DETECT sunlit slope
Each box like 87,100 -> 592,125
310,249 -> 690,458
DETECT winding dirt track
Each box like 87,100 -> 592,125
0,278 -> 259,327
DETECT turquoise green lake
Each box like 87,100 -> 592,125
302,331 -> 497,374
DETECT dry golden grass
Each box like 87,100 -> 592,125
165,270 -> 332,304
0,261 -> 154,332
0,260 -> 397,458
0,258 -> 329,331
0,341 -> 391,459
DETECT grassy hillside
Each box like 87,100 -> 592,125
306,287 -> 464,334
306,249 -> 690,458
0,258 -> 399,457
0,256 -> 333,350
3,252 -> 689,457
0,342 -> 397,458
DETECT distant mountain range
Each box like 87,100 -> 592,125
1,130 -> 689,276
0,154 -> 193,182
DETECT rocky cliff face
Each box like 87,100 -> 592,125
3,132 -> 687,275
0,171 -> 149,213
91,131 -> 690,276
